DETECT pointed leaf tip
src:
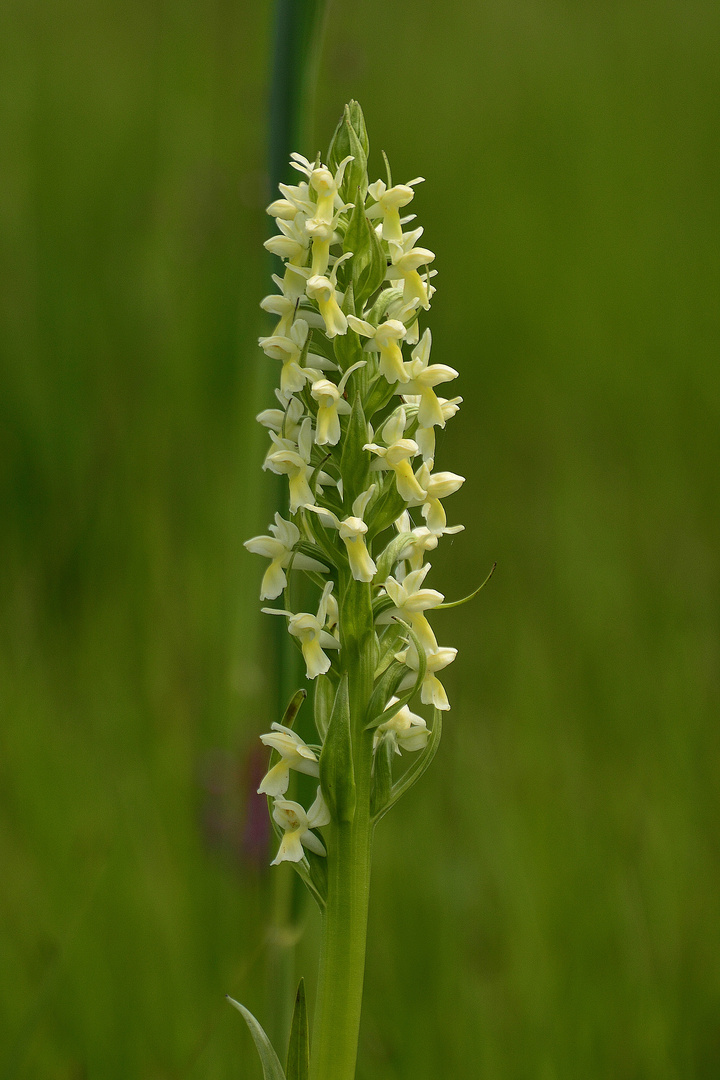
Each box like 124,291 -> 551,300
227,997 -> 287,1080
286,979 -> 310,1080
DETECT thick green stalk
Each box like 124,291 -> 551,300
310,574 -> 375,1080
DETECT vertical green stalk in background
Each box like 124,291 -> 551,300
262,0 -> 329,1051
269,0 -> 329,193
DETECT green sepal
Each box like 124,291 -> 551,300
314,672 -> 335,739
366,286 -> 403,326
375,532 -> 414,584
436,563 -> 496,608
339,392 -> 371,505
226,998 -> 286,1080
371,736 -> 394,817
319,674 -> 356,824
343,199 -> 387,307
365,476 -> 407,540
328,101 -> 369,204
373,708 -> 443,824
286,980 -> 309,1080
362,375 -> 397,421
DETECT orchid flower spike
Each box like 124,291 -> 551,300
247,102 -> 478,891
238,101 -> 486,1080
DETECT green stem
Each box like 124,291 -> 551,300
310,575 -> 375,1080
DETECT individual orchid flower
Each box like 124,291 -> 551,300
373,697 -> 428,754
412,396 -> 463,461
377,564 -> 444,652
264,417 -> 319,513
270,786 -> 331,865
309,361 -> 366,446
393,510 -> 464,575
305,485 -> 378,582
257,723 -> 320,797
400,329 -> 459,429
301,155 -> 354,225
306,275 -> 347,339
263,582 -> 341,679
366,177 -> 424,243
264,213 -> 310,266
346,316 -> 409,384
267,178 -> 315,220
363,406 -> 426,502
409,461 -> 466,534
258,318 -> 312,397
396,641 -> 458,711
259,291 -> 298,338
244,513 -> 328,600
386,229 -> 435,311
305,218 -> 334,279
383,291 -> 423,345
256,390 -> 305,445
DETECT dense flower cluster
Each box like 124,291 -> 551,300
245,104 -> 465,868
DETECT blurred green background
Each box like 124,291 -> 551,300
2,0 -> 719,1076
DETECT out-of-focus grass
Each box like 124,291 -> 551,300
2,0 -> 719,1077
